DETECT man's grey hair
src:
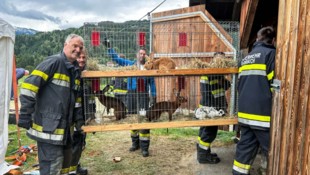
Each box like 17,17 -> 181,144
65,34 -> 84,44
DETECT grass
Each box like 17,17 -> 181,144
6,125 -> 38,171
7,125 -> 236,174
152,127 -> 235,144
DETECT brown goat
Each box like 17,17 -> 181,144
146,89 -> 187,121
96,85 -> 127,120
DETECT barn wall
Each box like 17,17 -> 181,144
239,0 -> 259,49
152,18 -> 233,54
269,0 -> 310,174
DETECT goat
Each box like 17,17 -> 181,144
146,89 -> 187,121
95,85 -> 127,120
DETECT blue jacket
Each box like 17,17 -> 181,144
108,48 -> 156,96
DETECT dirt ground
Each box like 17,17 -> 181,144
81,130 -> 262,175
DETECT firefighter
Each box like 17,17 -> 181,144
63,48 -> 95,175
232,26 -> 276,175
197,52 -> 231,164
18,34 -> 84,175
110,53 -> 128,105
105,39 -> 156,157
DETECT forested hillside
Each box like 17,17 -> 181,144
14,20 -> 149,71
15,28 -> 83,71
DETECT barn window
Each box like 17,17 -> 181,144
179,32 -> 187,46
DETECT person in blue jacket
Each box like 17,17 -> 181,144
106,40 -> 156,157
11,68 -> 29,100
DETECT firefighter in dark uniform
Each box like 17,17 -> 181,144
106,40 -> 156,157
110,77 -> 127,105
197,52 -> 231,164
110,54 -> 128,105
232,26 -> 276,175
18,34 -> 84,175
66,48 -> 95,175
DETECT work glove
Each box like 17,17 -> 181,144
18,114 -> 32,130
103,38 -> 110,48
75,120 -> 85,133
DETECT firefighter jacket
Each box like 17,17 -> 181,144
19,52 -> 82,145
238,41 -> 276,129
108,48 -> 156,97
200,75 -> 230,111
110,77 -> 128,95
81,75 -> 96,121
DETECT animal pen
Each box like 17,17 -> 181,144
81,6 -> 240,132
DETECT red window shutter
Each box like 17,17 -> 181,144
138,32 -> 146,46
179,32 -> 187,46
91,78 -> 100,92
91,31 -> 100,46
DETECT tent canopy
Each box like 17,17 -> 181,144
0,18 -> 16,174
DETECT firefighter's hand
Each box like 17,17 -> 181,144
18,114 -> 32,130
75,120 -> 85,133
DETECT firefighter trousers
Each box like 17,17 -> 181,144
37,141 -> 72,175
233,125 -> 269,175
69,131 -> 86,174
198,126 -> 218,150
130,129 -> 150,151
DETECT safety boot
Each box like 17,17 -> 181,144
77,164 -> 88,175
142,150 -> 149,157
197,144 -> 220,164
129,136 -> 140,152
140,139 -> 150,157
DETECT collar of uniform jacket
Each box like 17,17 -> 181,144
61,51 -> 79,70
253,41 -> 276,49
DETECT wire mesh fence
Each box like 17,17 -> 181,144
82,19 -> 240,127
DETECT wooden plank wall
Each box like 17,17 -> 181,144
239,0 -> 259,49
151,4 -> 233,54
152,18 -> 232,54
269,0 -> 310,174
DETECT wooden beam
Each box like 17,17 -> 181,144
239,0 -> 259,49
82,68 -> 238,78
82,118 -> 238,132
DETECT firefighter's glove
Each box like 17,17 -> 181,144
18,114 -> 32,130
75,120 -> 85,133
103,38 -> 110,48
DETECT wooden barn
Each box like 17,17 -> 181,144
151,5 -> 236,61
238,0 -> 310,174
149,5 -> 237,109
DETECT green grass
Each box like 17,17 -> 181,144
152,127 -> 235,144
6,124 -> 38,171
7,125 -> 236,173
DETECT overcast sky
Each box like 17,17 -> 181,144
0,0 -> 189,31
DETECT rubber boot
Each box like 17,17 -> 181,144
76,163 -> 88,175
129,136 -> 140,152
196,144 -> 220,164
140,140 -> 150,157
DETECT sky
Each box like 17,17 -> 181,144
0,0 -> 189,32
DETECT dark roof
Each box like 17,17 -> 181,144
189,0 -> 241,21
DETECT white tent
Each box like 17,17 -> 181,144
0,18 -> 19,174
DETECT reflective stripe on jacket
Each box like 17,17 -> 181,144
200,75 -> 230,110
20,52 -> 81,145
237,41 -> 276,129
